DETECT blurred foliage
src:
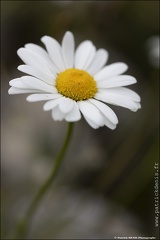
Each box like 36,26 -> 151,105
1,1 -> 159,239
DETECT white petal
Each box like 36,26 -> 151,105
94,63 -> 128,81
89,99 -> 118,124
24,43 -> 57,75
25,43 -> 51,62
75,41 -> 96,70
51,106 -> 66,121
97,75 -> 137,88
100,87 -> 141,102
41,36 -> 66,72
78,100 -> 104,127
58,97 -> 74,113
8,87 -> 41,95
9,78 -> 28,88
43,97 -> 62,111
83,45 -> 96,70
103,118 -> 117,130
62,31 -> 75,68
122,88 -> 141,102
21,76 -> 57,93
95,92 -> 139,112
65,101 -> 81,122
17,48 -> 54,76
18,65 -> 55,85
136,102 -> 141,109
84,118 -> 100,129
86,49 -> 109,75
27,93 -> 61,102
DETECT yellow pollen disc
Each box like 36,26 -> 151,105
56,69 -> 97,101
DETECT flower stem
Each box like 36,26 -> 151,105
14,122 -> 74,239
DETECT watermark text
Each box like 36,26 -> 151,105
154,162 -> 159,228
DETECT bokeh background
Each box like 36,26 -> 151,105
1,1 -> 159,239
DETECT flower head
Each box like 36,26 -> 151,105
8,31 -> 141,129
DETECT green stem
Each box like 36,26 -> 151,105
14,122 -> 74,239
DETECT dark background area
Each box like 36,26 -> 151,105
1,1 -> 159,239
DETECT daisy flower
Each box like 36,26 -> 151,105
8,31 -> 141,129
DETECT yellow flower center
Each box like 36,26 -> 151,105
56,69 -> 97,101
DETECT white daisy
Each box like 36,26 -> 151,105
8,31 -> 141,129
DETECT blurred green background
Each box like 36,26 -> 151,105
1,1 -> 159,239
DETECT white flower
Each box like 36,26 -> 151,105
8,31 -> 141,129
